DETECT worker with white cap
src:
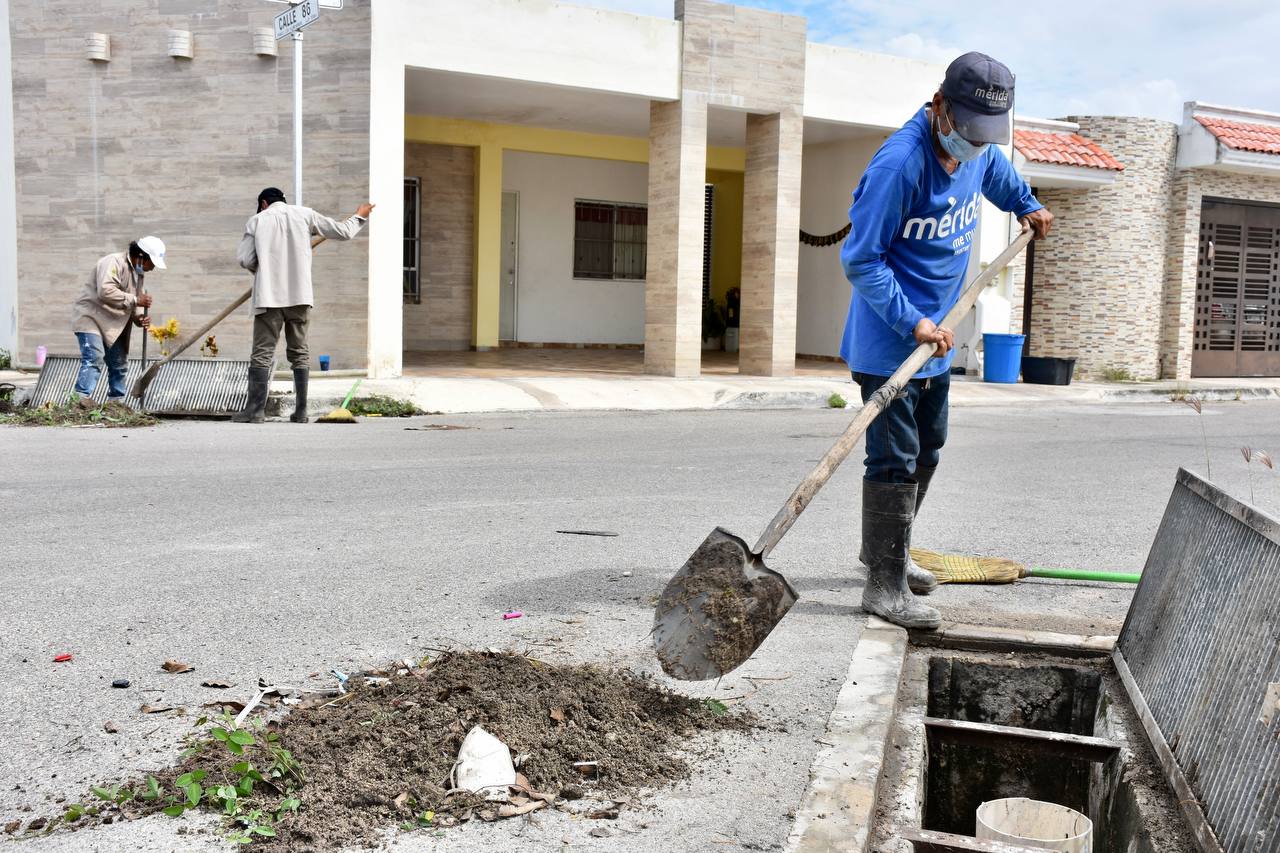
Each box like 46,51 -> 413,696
70,236 -> 166,401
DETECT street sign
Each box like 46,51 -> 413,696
264,0 -> 341,8
274,0 -> 320,41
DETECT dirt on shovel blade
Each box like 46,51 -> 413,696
13,652 -> 749,851
654,528 -> 796,681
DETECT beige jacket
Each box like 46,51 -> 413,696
236,202 -> 366,314
71,250 -> 142,348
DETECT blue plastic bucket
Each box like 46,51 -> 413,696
983,333 -> 1025,383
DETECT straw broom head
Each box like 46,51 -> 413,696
909,548 -> 1023,584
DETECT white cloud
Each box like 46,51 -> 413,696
571,0 -> 1280,121
883,33 -> 962,66
1057,79 -> 1185,124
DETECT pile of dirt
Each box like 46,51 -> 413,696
10,652 -> 748,850
0,400 -> 158,428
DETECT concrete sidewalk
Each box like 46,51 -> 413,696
6,367 -> 1280,416
291,372 -> 1280,416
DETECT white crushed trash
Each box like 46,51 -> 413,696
452,725 -> 516,800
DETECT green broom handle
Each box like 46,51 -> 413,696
1026,567 -> 1141,584
340,378 -> 362,409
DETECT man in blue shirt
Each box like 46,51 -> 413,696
840,53 -> 1053,630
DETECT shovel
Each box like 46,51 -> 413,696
130,236 -> 326,400
653,229 -> 1034,681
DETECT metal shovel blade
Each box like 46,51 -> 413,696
653,527 -> 799,681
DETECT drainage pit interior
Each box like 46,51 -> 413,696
873,645 -> 1198,853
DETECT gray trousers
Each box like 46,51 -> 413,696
252,306 -> 310,370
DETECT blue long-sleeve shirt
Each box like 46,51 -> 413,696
839,107 -> 1041,378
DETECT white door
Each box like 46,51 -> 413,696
500,192 -> 519,341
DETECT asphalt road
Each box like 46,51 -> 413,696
3,400 -> 1278,851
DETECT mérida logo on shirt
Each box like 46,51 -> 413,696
901,191 -> 982,244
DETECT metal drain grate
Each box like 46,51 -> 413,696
1118,467 -> 1280,853
29,355 -> 266,416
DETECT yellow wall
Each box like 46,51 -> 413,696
705,169 -> 743,306
404,115 -> 748,345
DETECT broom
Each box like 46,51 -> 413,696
909,548 -> 1141,585
316,378 -> 362,424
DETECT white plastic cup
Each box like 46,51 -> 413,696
976,798 -> 1093,852
35,345 -> 47,367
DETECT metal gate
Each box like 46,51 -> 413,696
1193,200 -> 1280,377
1117,468 -> 1280,853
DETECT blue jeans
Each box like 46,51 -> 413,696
853,371 -> 950,484
74,332 -> 130,399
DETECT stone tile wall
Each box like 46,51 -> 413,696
1011,117 -> 1177,379
403,143 -> 473,351
10,0 -> 371,369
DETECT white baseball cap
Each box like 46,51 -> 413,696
136,235 -> 167,270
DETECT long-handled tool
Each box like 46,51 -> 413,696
130,236 -> 326,399
909,549 -> 1141,584
316,378 -> 361,424
137,277 -> 149,405
653,229 -> 1035,681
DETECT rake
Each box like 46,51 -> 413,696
909,548 -> 1141,585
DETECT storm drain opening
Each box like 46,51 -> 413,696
880,646 -> 1199,853
922,656 -> 1118,844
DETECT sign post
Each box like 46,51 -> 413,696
272,0 -> 321,205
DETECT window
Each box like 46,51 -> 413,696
573,200 -> 647,280
404,178 -> 421,303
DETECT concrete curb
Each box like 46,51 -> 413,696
784,616 -> 908,853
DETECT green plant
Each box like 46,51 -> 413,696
346,395 -> 424,417
1101,366 -> 1133,382
154,713 -> 303,844
0,348 -> 11,369
702,698 -> 728,716
827,393 -> 847,409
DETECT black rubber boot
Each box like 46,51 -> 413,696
231,367 -> 270,424
290,368 -> 309,423
859,479 -> 941,630
906,465 -> 940,594
858,465 -> 940,594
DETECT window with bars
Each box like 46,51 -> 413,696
573,200 -> 647,280
403,178 -> 421,303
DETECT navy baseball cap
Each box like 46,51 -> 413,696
941,52 -> 1014,145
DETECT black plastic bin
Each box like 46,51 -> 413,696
1021,356 -> 1076,386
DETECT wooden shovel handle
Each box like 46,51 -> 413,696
751,229 -> 1034,557
131,236 -> 327,398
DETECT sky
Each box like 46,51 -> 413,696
576,0 -> 1280,123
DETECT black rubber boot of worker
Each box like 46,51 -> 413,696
858,466 -> 940,595
231,367 -> 270,424
859,479 -> 941,630
905,465 -> 940,594
290,368 -> 309,423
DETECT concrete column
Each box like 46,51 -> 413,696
473,143 -> 502,350
365,12 -> 404,379
0,0 -> 16,360
739,108 -> 803,376
644,97 -> 707,377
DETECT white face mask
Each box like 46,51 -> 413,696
935,106 -> 988,163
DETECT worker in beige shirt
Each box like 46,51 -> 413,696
71,236 -> 166,401
233,187 -> 374,423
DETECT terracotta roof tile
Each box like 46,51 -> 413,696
1195,115 -> 1280,155
1013,129 -> 1125,171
